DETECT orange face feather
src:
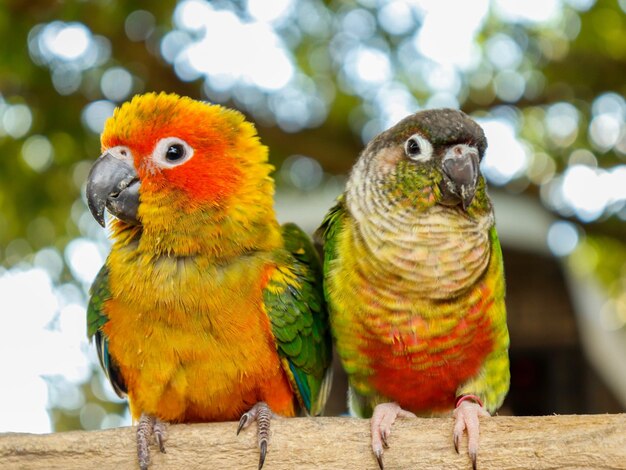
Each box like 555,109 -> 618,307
99,92 -> 280,258
100,92 -> 264,205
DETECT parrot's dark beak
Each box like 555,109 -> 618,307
86,151 -> 140,227
439,144 -> 479,211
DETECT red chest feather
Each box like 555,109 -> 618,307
360,299 -> 494,412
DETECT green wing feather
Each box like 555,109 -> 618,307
87,265 -> 127,398
264,223 -> 332,416
314,195 -> 346,298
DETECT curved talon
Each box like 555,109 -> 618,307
154,420 -> 167,453
453,401 -> 490,470
236,413 -> 249,435
258,440 -> 267,470
375,449 -> 384,470
370,402 -> 416,469
155,433 -> 165,454
136,414 -> 167,470
237,402 -> 274,470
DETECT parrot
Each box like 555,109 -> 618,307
316,109 -> 510,470
85,92 -> 332,470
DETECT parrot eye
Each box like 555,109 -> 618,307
404,134 -> 433,162
153,137 -> 194,169
166,144 -> 185,162
406,138 -> 420,156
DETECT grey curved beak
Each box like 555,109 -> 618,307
86,153 -> 140,227
440,145 -> 479,211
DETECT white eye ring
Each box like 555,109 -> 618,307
404,134 -> 433,162
153,137 -> 194,169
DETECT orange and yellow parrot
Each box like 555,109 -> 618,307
86,92 -> 332,470
317,109 -> 509,469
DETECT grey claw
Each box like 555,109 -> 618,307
471,450 -> 477,470
156,434 -> 166,454
375,449 -> 384,470
237,414 -> 249,435
154,424 -> 166,454
258,440 -> 267,470
454,433 -> 459,454
381,430 -> 389,449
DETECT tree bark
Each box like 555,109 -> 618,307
1,414 -> 624,469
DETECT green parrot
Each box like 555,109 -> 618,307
317,109 -> 510,469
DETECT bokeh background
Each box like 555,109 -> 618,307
1,0 -> 625,433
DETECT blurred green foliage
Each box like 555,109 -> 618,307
1,1 -> 177,262
1,0 -> 625,258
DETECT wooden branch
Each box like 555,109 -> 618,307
1,414 -> 625,469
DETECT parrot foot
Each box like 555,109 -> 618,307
237,401 -> 274,470
453,400 -> 490,470
137,414 -> 168,470
370,402 -> 417,470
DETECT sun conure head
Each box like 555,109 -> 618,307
347,108 -> 489,213
86,92 -> 271,227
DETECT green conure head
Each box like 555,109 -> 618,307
346,108 -> 491,216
